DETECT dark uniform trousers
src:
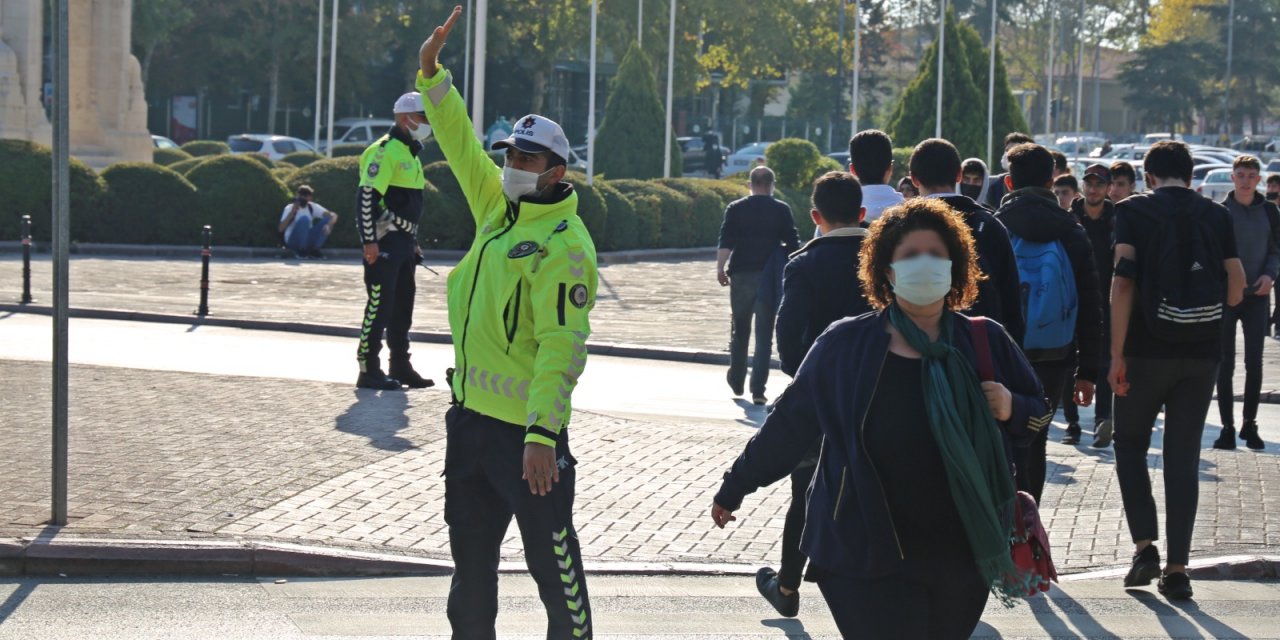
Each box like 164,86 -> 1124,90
357,231 -> 417,373
444,405 -> 592,639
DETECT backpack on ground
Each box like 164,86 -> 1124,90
1135,193 -> 1226,343
1011,234 -> 1078,361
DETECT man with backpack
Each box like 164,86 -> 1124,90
1110,141 -> 1246,600
1212,155 -> 1278,451
995,143 -> 1102,504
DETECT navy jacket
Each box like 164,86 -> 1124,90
776,228 -> 874,377
939,194 -> 1026,345
714,310 -> 1049,579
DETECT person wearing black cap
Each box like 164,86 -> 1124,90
353,91 -> 436,390
1060,164 -> 1117,447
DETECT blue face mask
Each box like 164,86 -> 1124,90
891,255 -> 953,306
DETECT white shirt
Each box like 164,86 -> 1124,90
279,201 -> 332,235
860,184 -> 906,222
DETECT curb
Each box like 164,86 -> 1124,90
0,242 -> 714,266
2,538 -> 1276,580
0,305 -> 779,369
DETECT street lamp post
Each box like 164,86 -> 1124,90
851,0 -> 861,137
51,0 -> 70,527
662,0 -> 676,178
1044,6 -> 1055,136
936,0 -> 946,139
587,0 -> 598,185
325,0 -> 338,157
1223,0 -> 1235,140
314,0 -> 324,149
472,0 -> 488,138
987,0 -> 997,165
1074,0 -> 1085,134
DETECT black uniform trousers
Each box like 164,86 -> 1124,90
357,231 -> 416,373
444,405 -> 592,640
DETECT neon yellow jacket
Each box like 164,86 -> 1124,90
417,67 -> 598,447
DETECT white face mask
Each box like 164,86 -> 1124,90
503,165 -> 553,202
407,121 -> 433,142
1000,152 -> 1010,171
890,255 -> 953,306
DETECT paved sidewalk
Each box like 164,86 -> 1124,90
2,360 -> 1278,575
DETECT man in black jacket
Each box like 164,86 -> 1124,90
757,171 -> 873,619
909,138 -> 1025,344
984,132 -> 1036,209
996,143 -> 1103,504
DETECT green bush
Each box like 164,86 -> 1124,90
422,161 -> 472,249
168,157 -> 208,175
185,155 -> 290,246
698,180 -> 750,207
180,140 -> 230,157
563,171 -> 608,245
284,157 -> 361,248
281,151 -> 324,167
608,180 -> 695,248
594,181 -> 635,251
242,153 -> 275,169
775,187 -> 816,239
654,178 -> 725,246
331,143 -> 366,158
274,160 -> 298,171
0,139 -> 106,242
593,43 -> 682,179
99,163 -> 199,244
764,138 -> 824,190
271,166 -> 298,182
809,156 -> 846,186
892,147 -> 913,184
153,147 -> 192,166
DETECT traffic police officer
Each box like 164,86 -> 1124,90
354,92 -> 435,390
419,8 -> 597,638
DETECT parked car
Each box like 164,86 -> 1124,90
723,142 -> 772,176
1054,136 -> 1106,157
226,134 -> 318,161
827,151 -> 849,167
317,118 -> 396,151
1266,159 -> 1280,173
1191,163 -> 1232,190
1103,145 -> 1148,162
677,136 -> 730,175
1197,167 -> 1234,201
152,135 -> 179,149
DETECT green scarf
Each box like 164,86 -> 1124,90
887,304 -> 1031,605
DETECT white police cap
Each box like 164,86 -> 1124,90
492,114 -> 570,164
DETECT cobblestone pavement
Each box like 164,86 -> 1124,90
3,360 -> 1278,574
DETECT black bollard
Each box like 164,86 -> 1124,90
197,225 -> 211,316
20,214 -> 33,304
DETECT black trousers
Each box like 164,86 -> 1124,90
356,231 -> 416,373
1113,357 -> 1218,566
1016,360 -> 1070,504
816,559 -> 989,640
444,406 -> 591,640
1217,294 -> 1268,428
778,462 -> 816,591
728,270 -> 777,396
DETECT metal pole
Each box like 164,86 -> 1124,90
935,0 -> 945,139
1045,7 -> 1055,136
987,0 -> 997,164
314,0 -> 324,149
662,0 -> 676,178
51,0 -> 70,527
1223,0 -> 1235,140
198,226 -> 212,316
851,0 -> 860,137
472,0 -> 488,138
325,0 -> 339,157
20,215 -> 33,304
463,0 -> 472,100
638,0 -> 643,45
838,0 -> 845,148
587,0 -> 598,185
1074,0 -> 1085,134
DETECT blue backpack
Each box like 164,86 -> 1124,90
1011,235 -> 1078,361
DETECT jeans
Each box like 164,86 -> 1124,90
728,270 -> 778,396
1016,360 -> 1070,504
777,462 -> 816,591
1217,294 -> 1269,428
1113,356 -> 1218,566
815,558 -> 988,640
284,215 -> 330,253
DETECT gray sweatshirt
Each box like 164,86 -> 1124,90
1223,191 -> 1280,286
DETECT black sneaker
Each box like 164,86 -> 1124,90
1213,426 -> 1237,450
1061,423 -> 1082,445
752,394 -> 767,406
1124,545 -> 1162,588
1158,571 -> 1194,600
755,567 -> 799,618
389,364 -> 434,389
1240,421 -> 1265,451
356,371 -> 402,390
1091,419 -> 1114,449
727,370 -> 744,397
310,249 -> 326,259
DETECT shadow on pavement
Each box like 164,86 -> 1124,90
0,581 -> 36,625
733,398 -> 768,428
1127,589 -> 1249,639
335,389 -> 416,451
760,617 -> 813,638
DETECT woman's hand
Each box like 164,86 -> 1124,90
981,381 -> 1013,422
711,503 -> 737,529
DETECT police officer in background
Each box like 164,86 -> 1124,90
418,7 -> 597,638
353,92 -> 435,390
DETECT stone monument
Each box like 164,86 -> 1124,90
0,0 -> 150,167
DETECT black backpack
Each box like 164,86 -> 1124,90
1131,192 -> 1227,343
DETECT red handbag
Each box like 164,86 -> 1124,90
968,316 -> 1059,596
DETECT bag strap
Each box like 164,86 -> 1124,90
968,316 -> 996,382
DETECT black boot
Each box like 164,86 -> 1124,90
389,356 -> 434,389
1239,420 -> 1265,450
357,369 -> 402,390
1212,425 -> 1236,450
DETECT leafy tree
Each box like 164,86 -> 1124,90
132,0 -> 194,87
1118,40 -> 1213,133
886,9 -> 985,158
956,21 -> 1028,165
594,43 -> 682,180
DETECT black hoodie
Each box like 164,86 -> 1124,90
938,194 -> 1026,345
776,228 -> 874,376
996,187 -> 1102,382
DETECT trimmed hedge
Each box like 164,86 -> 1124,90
330,143 -> 366,158
154,147 -> 192,166
810,156 -> 845,186
0,139 -> 106,242
271,167 -> 298,182
180,140 -> 230,157
284,157 -> 361,248
594,181 -> 635,251
168,157 -> 207,175
185,155 -> 290,246
99,163 -> 199,244
608,180 -> 693,249
422,161 -> 472,250
765,138 -> 824,190
281,151 -> 324,167
242,153 -> 275,169
563,172 -> 608,245
654,178 -> 725,246
775,187 -> 816,239
892,147 -> 913,184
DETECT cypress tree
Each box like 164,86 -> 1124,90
886,9 -> 985,159
594,43 -> 683,180
957,21 -> 1030,166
